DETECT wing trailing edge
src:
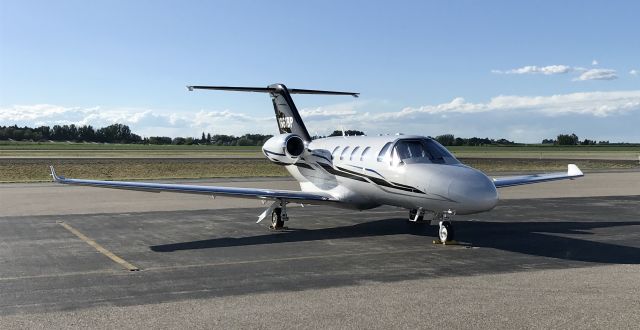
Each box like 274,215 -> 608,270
49,166 -> 336,203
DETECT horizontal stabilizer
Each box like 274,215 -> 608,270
187,83 -> 358,142
187,85 -> 359,97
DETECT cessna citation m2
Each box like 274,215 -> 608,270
50,83 -> 584,243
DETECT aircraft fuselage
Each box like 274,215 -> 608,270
283,135 -> 499,215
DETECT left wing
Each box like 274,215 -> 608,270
492,164 -> 584,188
49,166 -> 335,203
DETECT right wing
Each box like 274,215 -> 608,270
49,166 -> 336,204
492,164 -> 584,188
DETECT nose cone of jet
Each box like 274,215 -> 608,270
448,167 -> 498,213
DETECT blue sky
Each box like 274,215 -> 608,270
1,0 -> 639,142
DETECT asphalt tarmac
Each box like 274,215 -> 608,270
1,172 -> 639,328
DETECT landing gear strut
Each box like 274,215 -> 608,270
408,208 -> 425,222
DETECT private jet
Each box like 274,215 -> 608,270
50,84 -> 584,243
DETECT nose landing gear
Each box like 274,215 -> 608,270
408,208 -> 457,243
438,220 -> 455,243
434,210 -> 456,244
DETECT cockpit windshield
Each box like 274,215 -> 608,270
391,139 -> 457,165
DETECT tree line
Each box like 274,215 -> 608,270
0,124 -> 623,146
433,134 -> 517,146
0,124 -> 273,146
541,133 -> 611,146
0,124 -> 142,144
436,133 -> 615,146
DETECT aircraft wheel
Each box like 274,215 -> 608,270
438,221 -> 455,242
271,207 -> 285,229
409,209 -> 424,222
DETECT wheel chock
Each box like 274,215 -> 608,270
432,239 -> 459,245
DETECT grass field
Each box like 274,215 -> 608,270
0,158 -> 289,182
1,141 -> 638,159
0,141 -> 263,158
1,157 -> 637,183
0,142 -> 638,182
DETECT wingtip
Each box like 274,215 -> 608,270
568,164 -> 583,177
49,166 -> 56,181
49,166 -> 62,182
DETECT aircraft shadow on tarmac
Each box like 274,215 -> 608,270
150,218 -> 640,264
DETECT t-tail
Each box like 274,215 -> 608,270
187,83 -> 359,142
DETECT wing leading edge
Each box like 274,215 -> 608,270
492,164 -> 584,188
49,166 -> 335,203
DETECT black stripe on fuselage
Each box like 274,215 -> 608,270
318,163 -> 368,182
295,163 -> 315,170
336,166 -> 425,194
316,162 -> 425,194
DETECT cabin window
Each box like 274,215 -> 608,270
332,146 -> 341,158
377,142 -> 392,162
340,146 -> 350,160
360,146 -> 371,161
350,146 -> 360,161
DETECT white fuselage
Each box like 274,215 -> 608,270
279,135 -> 499,215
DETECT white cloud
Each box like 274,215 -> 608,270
365,90 -> 640,119
493,64 -> 619,81
299,102 -> 359,118
573,68 -> 618,81
630,69 -> 639,76
2,90 -> 639,141
492,65 -> 572,75
0,104 -> 273,137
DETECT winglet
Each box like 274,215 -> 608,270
568,164 -> 583,177
50,166 -> 63,182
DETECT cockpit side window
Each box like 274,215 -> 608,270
390,139 -> 456,165
423,139 -> 450,164
377,142 -> 392,162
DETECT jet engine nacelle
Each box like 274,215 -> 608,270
262,133 -> 306,164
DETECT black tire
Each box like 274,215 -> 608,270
439,221 -> 455,242
409,209 -> 424,222
271,208 -> 284,229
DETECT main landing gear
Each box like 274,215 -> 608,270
257,200 -> 289,230
270,205 -> 288,230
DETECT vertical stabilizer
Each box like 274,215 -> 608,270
268,84 -> 311,141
